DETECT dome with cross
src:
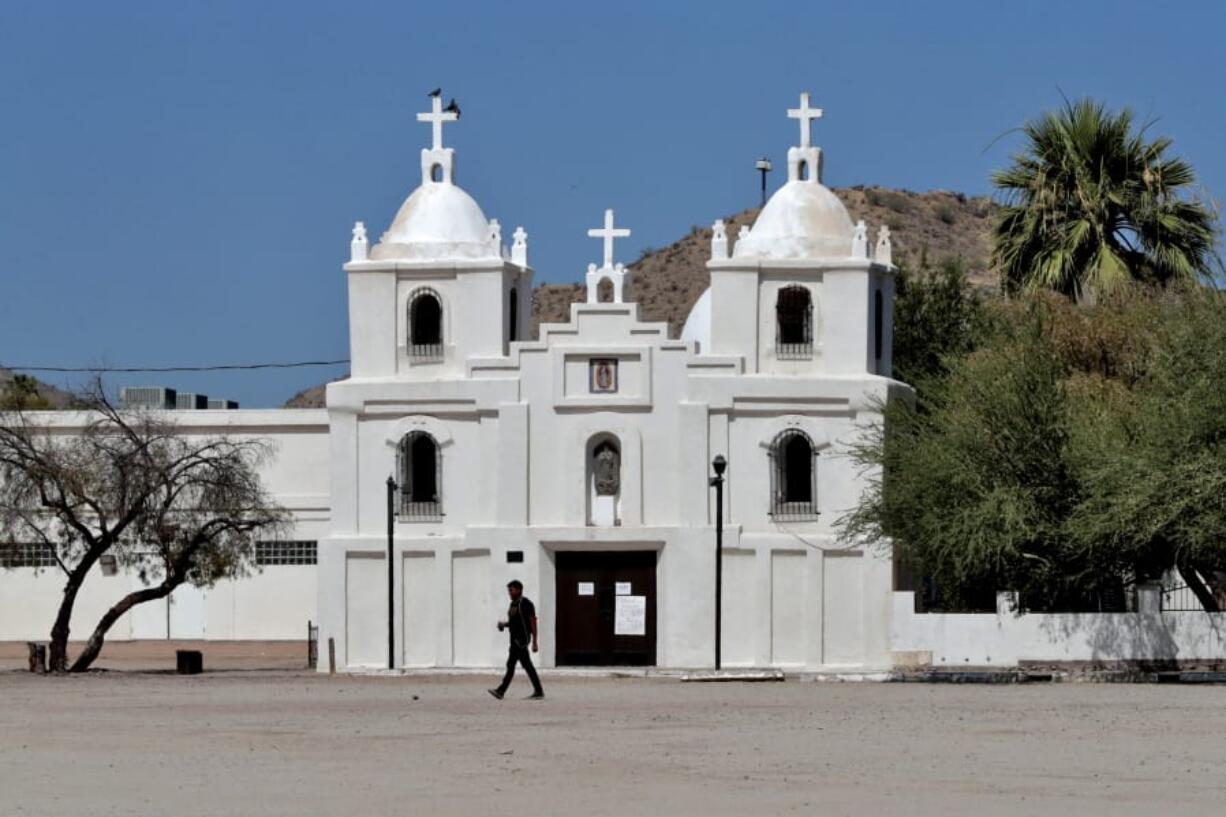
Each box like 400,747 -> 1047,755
372,183 -> 495,261
733,93 -> 855,261
370,95 -> 501,262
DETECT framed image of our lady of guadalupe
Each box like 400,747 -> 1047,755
589,358 -> 618,394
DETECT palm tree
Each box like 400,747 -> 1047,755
992,98 -> 1220,301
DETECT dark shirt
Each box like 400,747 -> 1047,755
507,597 -> 536,647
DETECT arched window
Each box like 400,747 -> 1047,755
769,429 -> 818,521
798,160 -> 810,181
397,431 -> 442,520
508,287 -> 518,343
429,164 -> 443,183
776,285 -> 813,359
408,289 -> 443,361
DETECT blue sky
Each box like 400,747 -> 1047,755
2,0 -> 1223,406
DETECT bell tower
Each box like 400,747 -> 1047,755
702,93 -> 895,377
340,94 -> 532,381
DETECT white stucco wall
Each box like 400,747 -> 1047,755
891,591 -> 1226,666
0,410 -> 328,644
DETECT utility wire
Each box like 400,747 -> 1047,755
2,360 -> 350,373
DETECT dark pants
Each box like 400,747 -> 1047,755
497,643 -> 543,695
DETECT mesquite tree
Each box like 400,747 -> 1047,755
0,386 -> 287,671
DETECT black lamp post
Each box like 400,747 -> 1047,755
755,156 -> 772,207
386,475 -> 396,671
710,455 -> 727,670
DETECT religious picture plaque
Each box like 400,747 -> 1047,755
614,595 -> 647,636
589,358 -> 618,394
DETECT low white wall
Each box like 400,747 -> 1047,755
0,564 -> 316,643
891,591 -> 1226,667
0,566 -> 135,642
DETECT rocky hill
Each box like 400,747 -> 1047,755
285,187 -> 996,408
0,368 -> 77,409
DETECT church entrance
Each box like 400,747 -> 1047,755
555,551 -> 656,666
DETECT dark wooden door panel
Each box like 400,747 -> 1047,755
556,551 -> 657,666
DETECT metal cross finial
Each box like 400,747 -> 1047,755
417,94 -> 458,150
587,208 -> 631,269
787,92 -> 823,149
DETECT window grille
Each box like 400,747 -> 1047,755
776,285 -> 813,360
408,288 -> 444,362
768,429 -> 819,521
397,431 -> 443,521
255,540 -> 318,565
0,542 -> 57,568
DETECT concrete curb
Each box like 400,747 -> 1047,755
680,670 -> 785,682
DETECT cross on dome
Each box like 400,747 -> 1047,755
417,95 -> 458,150
787,92 -> 823,149
588,208 -> 630,269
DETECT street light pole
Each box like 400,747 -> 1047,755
710,455 -> 727,670
386,475 -> 396,671
755,156 -> 773,207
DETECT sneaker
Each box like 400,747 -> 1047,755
527,691 -> 545,700
488,688 -> 504,700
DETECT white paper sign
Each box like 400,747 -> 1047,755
615,582 -> 632,596
614,595 -> 647,636
577,582 -> 595,597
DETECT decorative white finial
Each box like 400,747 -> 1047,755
711,219 -> 728,261
350,221 -> 368,262
787,92 -> 823,149
588,208 -> 631,270
511,226 -> 528,267
852,220 -> 868,258
417,94 -> 458,151
875,225 -> 893,266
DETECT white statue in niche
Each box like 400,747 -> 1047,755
593,443 -> 620,496
589,439 -> 621,527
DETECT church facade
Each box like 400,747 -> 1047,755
320,93 -> 904,671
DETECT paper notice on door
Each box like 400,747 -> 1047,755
577,582 -> 595,597
615,582 -> 632,596
614,595 -> 647,636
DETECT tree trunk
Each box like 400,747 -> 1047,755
68,582 -> 178,673
48,578 -> 84,673
1177,561 -> 1220,613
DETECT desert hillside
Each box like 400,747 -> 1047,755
0,368 -> 76,408
285,186 -> 996,408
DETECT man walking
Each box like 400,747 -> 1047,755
489,580 -> 544,700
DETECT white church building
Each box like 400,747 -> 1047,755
1,93 -> 907,672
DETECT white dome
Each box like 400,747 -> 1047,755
733,180 -> 854,260
370,182 -> 497,261
680,287 -> 712,351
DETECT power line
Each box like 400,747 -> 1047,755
2,360 -> 350,374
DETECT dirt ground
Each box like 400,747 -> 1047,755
2,671 -> 1223,816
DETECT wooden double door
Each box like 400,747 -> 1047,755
555,550 -> 657,666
